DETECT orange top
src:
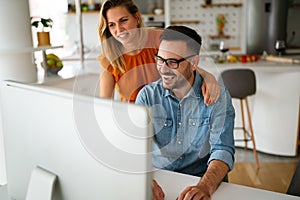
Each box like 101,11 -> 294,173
99,29 -> 163,102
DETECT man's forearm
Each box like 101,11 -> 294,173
197,160 -> 229,195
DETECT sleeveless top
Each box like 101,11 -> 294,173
99,28 -> 163,102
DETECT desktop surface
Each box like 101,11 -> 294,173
2,169 -> 299,200
153,170 -> 300,200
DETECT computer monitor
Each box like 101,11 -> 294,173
1,80 -> 153,200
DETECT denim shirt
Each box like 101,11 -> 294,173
136,73 -> 235,177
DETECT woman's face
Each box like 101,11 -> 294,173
106,6 -> 140,45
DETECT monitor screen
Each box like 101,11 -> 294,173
1,80 -> 153,200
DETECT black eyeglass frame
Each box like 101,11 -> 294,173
154,54 -> 196,69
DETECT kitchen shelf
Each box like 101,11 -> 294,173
171,20 -> 200,25
67,11 -> 99,14
142,14 -> 164,17
201,3 -> 242,8
209,34 -> 231,39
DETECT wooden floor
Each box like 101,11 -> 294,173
228,162 -> 299,194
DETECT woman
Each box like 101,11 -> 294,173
98,0 -> 219,104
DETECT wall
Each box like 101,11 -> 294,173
64,0 -> 300,56
168,0 -> 244,52
65,13 -> 100,55
65,0 -> 245,54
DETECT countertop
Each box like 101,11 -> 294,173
199,57 -> 300,77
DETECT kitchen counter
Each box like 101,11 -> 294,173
216,59 -> 300,72
39,59 -> 300,156
203,59 -> 300,156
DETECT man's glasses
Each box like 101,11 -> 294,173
154,54 -> 196,69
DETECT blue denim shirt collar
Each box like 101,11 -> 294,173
161,72 -> 204,100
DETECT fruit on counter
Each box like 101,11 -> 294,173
47,59 -> 55,66
57,61 -> 63,68
227,55 -> 238,63
217,54 -> 260,64
40,53 -> 64,75
252,55 -> 260,61
240,55 -> 259,63
41,53 -> 63,69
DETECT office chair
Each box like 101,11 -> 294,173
221,69 -> 259,169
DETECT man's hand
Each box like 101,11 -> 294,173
176,160 -> 229,200
176,185 -> 211,200
177,186 -> 211,200
152,179 -> 165,200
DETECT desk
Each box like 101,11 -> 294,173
153,170 -> 300,200
1,170 -> 299,200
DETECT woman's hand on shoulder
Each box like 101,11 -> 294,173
201,72 -> 220,106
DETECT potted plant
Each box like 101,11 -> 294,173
216,14 -> 227,36
31,17 -> 53,46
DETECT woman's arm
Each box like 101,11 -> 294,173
99,70 -> 115,99
195,67 -> 220,106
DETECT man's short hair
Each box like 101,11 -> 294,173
160,25 -> 202,55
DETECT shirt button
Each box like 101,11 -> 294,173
179,156 -> 183,160
164,123 -> 167,127
178,141 -> 182,144
178,122 -> 182,126
192,122 -> 196,126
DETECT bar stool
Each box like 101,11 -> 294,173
221,69 -> 259,169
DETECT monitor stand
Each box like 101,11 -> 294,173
26,166 -> 57,200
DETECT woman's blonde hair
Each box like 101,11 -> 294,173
98,0 -> 145,73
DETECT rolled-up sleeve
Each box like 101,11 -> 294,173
208,86 -> 235,171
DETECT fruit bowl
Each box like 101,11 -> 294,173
47,66 -> 62,75
41,53 -> 63,76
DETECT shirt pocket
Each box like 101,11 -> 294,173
153,118 -> 173,147
189,117 -> 210,147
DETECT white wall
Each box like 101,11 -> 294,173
65,13 -> 100,54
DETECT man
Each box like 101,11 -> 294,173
135,26 -> 235,200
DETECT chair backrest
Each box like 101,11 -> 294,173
221,69 -> 256,99
287,160 -> 300,197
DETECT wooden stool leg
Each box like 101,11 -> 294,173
245,98 -> 259,170
240,100 -> 248,149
